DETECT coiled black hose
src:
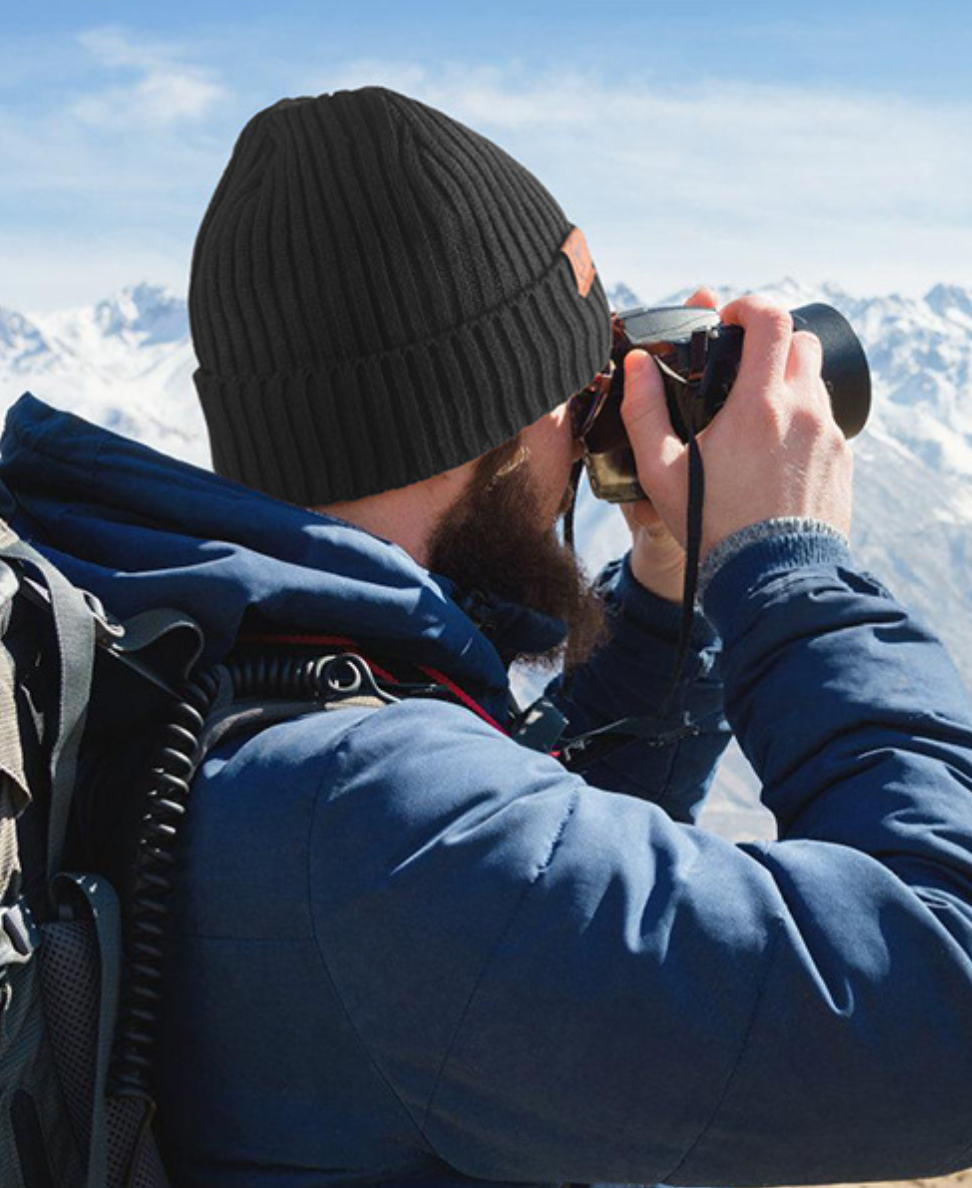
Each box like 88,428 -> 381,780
110,667 -> 220,1097
110,649 -> 395,1098
229,650 -> 376,701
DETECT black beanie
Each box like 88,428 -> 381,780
190,87 -> 612,505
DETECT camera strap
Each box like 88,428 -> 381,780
562,459 -> 584,554
660,423 -> 705,716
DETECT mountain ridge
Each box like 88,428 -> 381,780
4,278 -> 972,840
5,275 -> 972,658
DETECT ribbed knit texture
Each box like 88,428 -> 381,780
191,87 -> 612,505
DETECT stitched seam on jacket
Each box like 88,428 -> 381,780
662,913 -> 784,1183
305,710 -> 431,1149
419,784 -> 582,1139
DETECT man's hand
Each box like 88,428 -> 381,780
624,287 -> 717,600
622,294 -> 854,559
622,500 -> 687,603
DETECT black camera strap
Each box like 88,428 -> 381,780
660,424 -> 704,717
563,459 -> 584,555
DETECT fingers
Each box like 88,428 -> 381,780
786,329 -> 844,447
620,350 -> 689,544
786,329 -> 826,399
621,493 -> 688,602
721,295 -> 793,398
618,295 -> 845,559
621,350 -> 684,474
685,285 -> 720,310
621,498 -> 664,533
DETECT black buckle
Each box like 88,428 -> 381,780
511,696 -> 568,753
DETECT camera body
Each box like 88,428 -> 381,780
580,303 -> 871,503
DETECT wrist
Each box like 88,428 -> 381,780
699,518 -> 849,601
629,536 -> 685,604
701,526 -> 854,643
606,553 -> 719,648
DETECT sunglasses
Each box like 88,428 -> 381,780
568,366 -> 614,442
568,310 -> 630,442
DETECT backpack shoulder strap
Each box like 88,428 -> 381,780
0,521 -> 96,893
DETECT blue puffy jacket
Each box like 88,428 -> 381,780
4,393 -> 972,1188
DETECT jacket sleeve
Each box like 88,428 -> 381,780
311,534 -> 972,1188
548,553 -> 731,820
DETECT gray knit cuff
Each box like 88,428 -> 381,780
698,518 -> 850,599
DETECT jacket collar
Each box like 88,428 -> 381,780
0,395 -> 566,710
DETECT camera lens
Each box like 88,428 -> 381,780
790,304 -> 870,439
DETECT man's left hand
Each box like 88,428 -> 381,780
623,286 -> 720,602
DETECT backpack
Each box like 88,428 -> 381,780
0,516 -> 200,1188
0,517 -> 437,1188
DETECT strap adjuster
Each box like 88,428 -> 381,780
0,901 -> 38,968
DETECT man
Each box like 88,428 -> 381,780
3,86 -> 972,1188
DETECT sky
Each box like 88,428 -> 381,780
3,0 -> 972,313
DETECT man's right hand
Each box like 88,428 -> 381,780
620,294 -> 854,558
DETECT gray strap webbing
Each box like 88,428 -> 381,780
0,523 -> 96,881
0,558 -> 30,817
53,871 -> 122,1188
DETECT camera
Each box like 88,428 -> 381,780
577,303 -> 872,503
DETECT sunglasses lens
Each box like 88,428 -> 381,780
570,385 -> 606,440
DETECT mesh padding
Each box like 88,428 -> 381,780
106,1095 -> 145,1187
130,1127 -> 171,1188
2,925 -> 170,1188
37,920 -> 100,1148
106,1095 -> 172,1188
0,959 -> 87,1188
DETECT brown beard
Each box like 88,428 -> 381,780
427,436 -> 608,672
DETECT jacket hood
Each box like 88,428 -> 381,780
0,395 -> 565,700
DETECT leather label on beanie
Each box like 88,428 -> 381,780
560,227 -> 596,298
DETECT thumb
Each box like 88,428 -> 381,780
621,349 -> 686,508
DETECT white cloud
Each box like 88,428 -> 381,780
6,51 -> 972,310
72,26 -> 225,128
312,60 -> 972,299
78,26 -> 170,71
73,70 -> 223,128
319,61 -> 971,217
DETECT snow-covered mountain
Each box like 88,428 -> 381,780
0,283 -> 204,464
3,278 -> 972,840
